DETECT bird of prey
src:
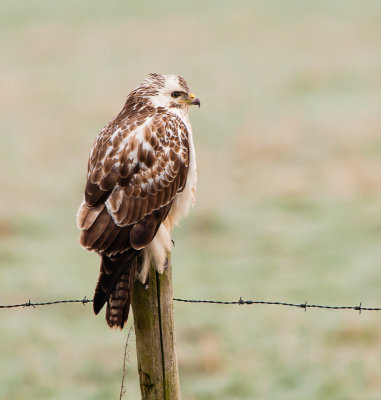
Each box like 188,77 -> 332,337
77,73 -> 199,329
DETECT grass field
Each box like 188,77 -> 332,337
1,1 -> 381,399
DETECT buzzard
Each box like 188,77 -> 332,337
77,73 -> 199,329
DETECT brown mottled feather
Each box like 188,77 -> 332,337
130,202 -> 173,250
85,181 -> 110,207
80,207 -> 110,248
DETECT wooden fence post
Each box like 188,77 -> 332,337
131,254 -> 181,399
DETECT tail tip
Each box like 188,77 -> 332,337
93,296 -> 103,315
106,318 -> 125,330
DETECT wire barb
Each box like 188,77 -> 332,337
355,302 -> 363,315
81,296 -> 90,306
23,300 -> 35,308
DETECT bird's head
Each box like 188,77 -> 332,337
136,73 -> 200,112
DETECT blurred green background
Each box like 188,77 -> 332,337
1,1 -> 381,399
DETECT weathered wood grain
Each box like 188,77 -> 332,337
132,255 -> 181,400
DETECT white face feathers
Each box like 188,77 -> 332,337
141,73 -> 200,111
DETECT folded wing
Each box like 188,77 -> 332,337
77,112 -> 189,256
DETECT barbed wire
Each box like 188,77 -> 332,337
1,296 -> 381,314
173,298 -> 380,314
0,297 -> 93,309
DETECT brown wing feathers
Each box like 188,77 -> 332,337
130,202 -> 173,249
78,113 -> 189,329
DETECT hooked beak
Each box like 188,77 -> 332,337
189,92 -> 201,108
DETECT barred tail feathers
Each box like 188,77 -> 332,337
106,262 -> 136,329
93,251 -> 138,330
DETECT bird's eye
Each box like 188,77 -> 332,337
171,91 -> 182,98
